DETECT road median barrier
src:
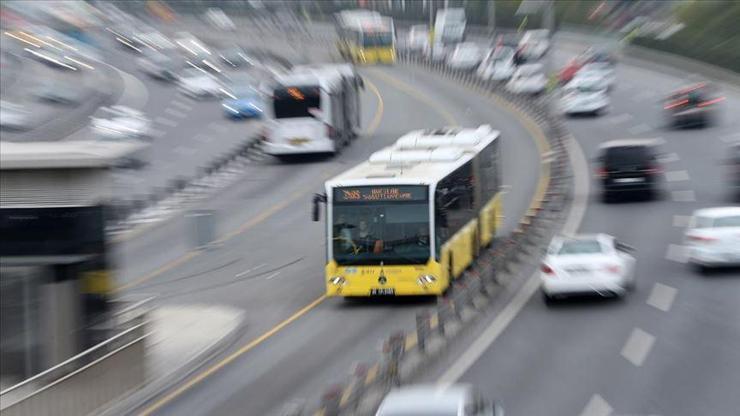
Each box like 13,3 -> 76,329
302,51 -> 576,416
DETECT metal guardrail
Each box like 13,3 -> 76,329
0,321 -> 149,415
303,52 -> 574,416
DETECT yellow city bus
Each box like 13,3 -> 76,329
312,125 -> 502,297
335,11 -> 396,65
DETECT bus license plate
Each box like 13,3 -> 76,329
370,288 -> 395,296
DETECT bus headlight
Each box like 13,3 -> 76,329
417,275 -> 437,286
329,276 -> 346,286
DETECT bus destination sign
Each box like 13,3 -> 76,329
334,186 -> 427,202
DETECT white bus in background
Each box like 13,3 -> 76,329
434,8 -> 466,46
262,64 -> 364,159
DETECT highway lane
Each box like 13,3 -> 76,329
117,53 -> 545,415
429,38 -> 740,416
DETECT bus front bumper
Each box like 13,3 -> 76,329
325,274 -> 445,297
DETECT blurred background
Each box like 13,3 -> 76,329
1,1 -> 738,416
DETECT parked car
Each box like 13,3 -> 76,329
218,46 -> 254,69
178,67 -> 224,99
425,41 -> 448,62
91,106 -> 151,140
560,84 -> 610,116
506,63 -> 547,95
519,29 -> 549,60
375,384 -> 504,416
575,62 -> 616,90
222,85 -> 264,119
541,234 -> 636,302
447,42 -> 482,70
684,206 -> 740,273
477,46 -> 515,82
406,24 -> 430,54
137,51 -> 181,81
595,139 -> 663,202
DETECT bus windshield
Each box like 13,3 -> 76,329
332,186 -> 430,265
362,32 -> 393,47
273,86 -> 321,119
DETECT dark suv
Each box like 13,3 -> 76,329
596,139 -> 663,201
663,83 -> 723,128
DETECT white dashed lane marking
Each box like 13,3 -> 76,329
165,108 -> 188,119
672,215 -> 691,227
627,123 -> 652,135
607,113 -> 634,124
621,327 -> 656,367
155,116 -> 178,127
579,394 -> 613,416
171,100 -> 193,111
719,132 -> 740,144
659,152 -> 680,163
665,244 -> 689,263
665,170 -> 690,182
647,283 -> 678,312
671,190 -> 696,202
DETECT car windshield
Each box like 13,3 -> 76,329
332,186 -> 430,265
557,240 -> 604,255
710,215 -> 740,228
272,86 -> 321,119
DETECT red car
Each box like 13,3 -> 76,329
559,57 -> 583,84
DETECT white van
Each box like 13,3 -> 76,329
263,65 -> 364,158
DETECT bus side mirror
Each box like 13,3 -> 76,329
358,76 -> 365,89
312,193 -> 326,222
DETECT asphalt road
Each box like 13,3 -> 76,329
110,22 -> 545,416
424,36 -> 740,416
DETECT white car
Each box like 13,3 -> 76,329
375,384 -> 504,416
506,63 -> 547,95
519,29 -> 549,60
91,106 -> 151,140
406,25 -> 429,53
684,207 -> 740,273
425,42 -> 448,62
0,101 -> 32,131
560,84 -> 610,116
447,42 -> 482,70
541,234 -> 636,302
178,68 -> 224,98
477,47 -> 516,81
575,62 -> 615,90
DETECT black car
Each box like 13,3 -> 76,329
663,83 -> 723,128
596,139 -> 663,202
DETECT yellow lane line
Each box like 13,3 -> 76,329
364,78 -> 384,135
365,67 -> 459,126
138,295 -> 327,416
365,363 -> 380,385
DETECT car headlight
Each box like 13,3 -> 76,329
329,276 -> 346,286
